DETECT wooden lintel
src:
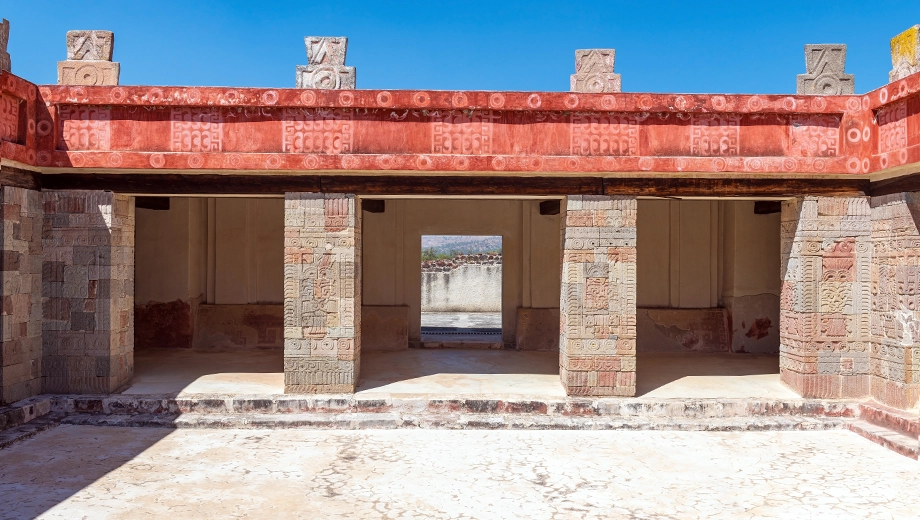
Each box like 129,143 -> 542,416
869,172 -> 920,197
38,173 -> 869,198
0,165 -> 41,191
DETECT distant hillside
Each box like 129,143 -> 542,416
421,235 -> 502,257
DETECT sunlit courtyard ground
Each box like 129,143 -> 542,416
1,425 -> 917,519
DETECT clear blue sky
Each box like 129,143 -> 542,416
3,1 -> 918,94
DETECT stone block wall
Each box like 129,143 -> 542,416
559,195 -> 636,396
284,193 -> 361,393
0,187 -> 42,405
41,191 -> 134,394
780,197 -> 872,399
869,193 -> 920,410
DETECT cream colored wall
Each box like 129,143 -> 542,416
721,201 -> 781,299
362,199 -> 562,343
136,197 -> 283,306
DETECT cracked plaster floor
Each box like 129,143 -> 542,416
0,425 -> 917,519
126,349 -> 795,399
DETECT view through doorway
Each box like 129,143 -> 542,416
420,235 -> 503,347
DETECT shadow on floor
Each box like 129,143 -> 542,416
636,353 -> 797,399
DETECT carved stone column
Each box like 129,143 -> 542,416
57,30 -> 119,86
559,195 -> 636,396
284,193 -> 361,393
780,197 -> 871,398
41,191 -> 134,393
0,187 -> 42,404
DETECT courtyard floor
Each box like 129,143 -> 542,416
0,425 -> 916,519
127,348 -> 795,399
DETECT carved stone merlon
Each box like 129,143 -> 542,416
296,36 -> 356,89
57,30 -> 120,86
796,44 -> 854,95
890,25 -> 920,82
570,49 -> 621,93
0,19 -> 10,73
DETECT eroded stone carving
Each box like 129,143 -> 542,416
796,45 -> 854,95
889,25 -> 920,82
57,30 -> 120,86
296,37 -> 356,89
570,49 -> 621,93
0,19 -> 10,72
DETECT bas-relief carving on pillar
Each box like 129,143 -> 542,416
780,196 -> 871,399
295,37 -> 356,90
57,30 -> 120,86
889,25 -> 920,82
0,19 -> 10,73
284,193 -> 361,393
869,193 -> 920,409
570,49 -> 621,93
41,191 -> 134,394
559,195 -> 636,396
0,187 -> 42,405
795,45 -> 854,95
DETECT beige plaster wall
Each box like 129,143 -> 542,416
135,198 -> 207,304
362,199 -> 562,344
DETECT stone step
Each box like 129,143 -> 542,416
0,414 -> 62,449
846,419 -> 919,460
60,412 -> 846,432
0,396 -> 53,433
50,394 -> 859,419
858,401 -> 919,438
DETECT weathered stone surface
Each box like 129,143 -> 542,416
570,49 -> 621,93
559,195 -> 636,396
516,308 -> 559,351
779,197 -> 871,399
0,187 -> 42,405
362,305 -> 408,352
889,25 -> 920,82
295,37 -> 355,89
796,45 -> 854,95
41,191 -> 135,394
57,30 -> 119,86
636,308 -> 729,353
284,193 -> 361,393
0,19 -> 10,73
868,192 -> 920,409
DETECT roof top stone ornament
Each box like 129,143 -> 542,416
889,25 -> 920,82
570,49 -> 621,93
296,36 -> 355,89
796,44 -> 854,95
0,19 -> 10,73
58,30 -> 119,86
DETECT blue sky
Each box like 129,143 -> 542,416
3,1 -> 917,94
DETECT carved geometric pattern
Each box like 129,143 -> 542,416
65,30 -> 114,61
570,49 -> 621,93
0,93 -> 19,143
282,109 -> 354,154
570,114 -> 638,156
889,25 -> 920,82
689,115 -> 740,156
58,106 -> 111,151
432,111 -> 497,155
796,44 -> 855,95
877,102 -> 908,155
171,108 -> 223,152
296,37 -> 355,89
560,195 -> 636,396
790,115 -> 840,157
284,193 -> 361,393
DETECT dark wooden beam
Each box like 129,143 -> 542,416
869,171 -> 920,197
39,173 -> 869,197
0,165 -> 41,191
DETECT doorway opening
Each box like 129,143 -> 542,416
419,235 -> 503,348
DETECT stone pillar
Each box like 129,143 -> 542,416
0,187 -> 42,405
57,30 -> 119,86
295,37 -> 355,89
570,49 -> 621,93
869,193 -> 920,410
796,44 -> 854,95
42,191 -> 134,394
284,193 -> 361,393
0,19 -> 10,73
889,25 -> 920,82
779,197 -> 871,398
559,195 -> 636,396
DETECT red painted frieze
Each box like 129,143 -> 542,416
1,70 -> 919,176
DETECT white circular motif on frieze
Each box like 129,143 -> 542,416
188,154 -> 204,168
70,152 -> 85,167
110,87 -> 127,103
846,128 -> 861,143
527,94 -> 542,109
37,151 -> 51,166
601,95 -> 616,110
108,153 -> 123,167
846,157 -> 860,173
879,89 -> 889,104
489,93 -> 505,109
747,96 -> 763,111
150,154 -> 166,168
417,155 -> 434,169
812,158 -> 826,172
261,90 -> 279,105
492,156 -> 507,170
266,154 -> 282,169
811,97 -> 827,111
564,94 -> 579,109
376,91 -> 393,106
228,154 -> 243,168
303,156 -> 319,169
300,91 -> 317,105
451,93 -> 468,108
453,156 -> 470,170
712,96 -> 727,110
783,158 -> 796,171
638,157 -> 653,171
339,92 -> 355,106
846,97 -> 860,112
413,92 -> 430,107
